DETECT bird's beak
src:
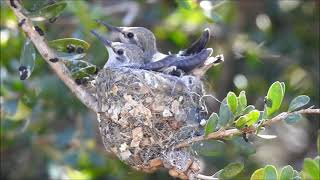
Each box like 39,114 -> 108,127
91,30 -> 112,47
95,20 -> 123,33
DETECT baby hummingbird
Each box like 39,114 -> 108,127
96,20 -> 210,62
91,30 -> 145,69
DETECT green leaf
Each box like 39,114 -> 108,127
219,162 -> 244,179
280,165 -> 294,180
243,105 -> 255,115
192,140 -> 225,157
49,38 -> 90,53
246,110 -> 260,126
19,39 -> 36,80
7,100 -> 32,121
264,165 -> 278,180
284,114 -> 302,124
302,158 -> 320,180
205,113 -> 219,136
227,92 -> 238,115
250,168 -> 264,180
29,2 -> 67,21
238,91 -> 247,113
175,0 -> 193,10
288,95 -> 310,112
232,137 -> 256,156
218,99 -> 233,127
65,60 -> 97,79
266,81 -> 284,117
235,116 -> 247,129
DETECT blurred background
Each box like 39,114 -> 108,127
1,0 -> 319,179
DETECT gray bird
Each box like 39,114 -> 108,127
96,20 -> 210,62
91,30 -> 145,69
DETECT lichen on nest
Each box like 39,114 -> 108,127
94,67 -> 208,178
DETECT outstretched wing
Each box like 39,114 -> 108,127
179,28 -> 210,56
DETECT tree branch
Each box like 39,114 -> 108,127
175,107 -> 320,148
7,0 -> 98,112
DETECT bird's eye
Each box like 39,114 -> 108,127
117,49 -> 124,55
127,32 -> 134,38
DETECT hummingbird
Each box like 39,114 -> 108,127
96,20 -> 211,62
91,30 -> 145,69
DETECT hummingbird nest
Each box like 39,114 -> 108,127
94,67 -> 208,179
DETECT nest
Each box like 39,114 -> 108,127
94,68 -> 208,179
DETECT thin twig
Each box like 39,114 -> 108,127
175,107 -> 320,148
7,0 -> 98,112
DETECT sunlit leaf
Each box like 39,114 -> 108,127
314,156 -> 320,165
238,91 -> 247,113
7,100 -> 31,121
288,95 -> 310,112
66,166 -> 92,180
246,110 -> 260,126
257,134 -> 277,139
219,162 -> 244,179
218,99 -> 233,127
266,81 -> 284,117
280,165 -> 294,180
227,92 -> 238,115
281,82 -> 286,95
29,2 -> 67,21
250,168 -> 264,180
19,39 -> 36,80
49,38 -> 90,53
302,158 -> 320,180
192,140 -> 225,157
264,165 -> 278,180
235,116 -> 247,129
284,114 -> 302,124
205,113 -> 218,136
212,169 -> 223,178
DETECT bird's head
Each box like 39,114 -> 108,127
91,30 -> 144,68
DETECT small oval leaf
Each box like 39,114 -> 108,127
219,162 -> 244,179
49,38 -> 90,53
19,39 -> 36,80
218,99 -> 233,127
205,113 -> 219,136
243,105 -> 255,115
246,110 -> 260,126
29,2 -> 67,21
288,95 -> 310,112
227,92 -> 238,115
264,165 -> 278,180
250,168 -> 264,180
303,158 -> 320,180
266,81 -> 284,117
280,165 -> 294,180
238,91 -> 247,113
235,116 -> 247,129
192,140 -> 225,157
284,114 -> 302,124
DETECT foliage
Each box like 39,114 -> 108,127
1,0 -> 319,180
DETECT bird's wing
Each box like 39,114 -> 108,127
179,28 -> 210,56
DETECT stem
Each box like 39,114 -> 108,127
175,108 -> 320,148
7,0 -> 98,112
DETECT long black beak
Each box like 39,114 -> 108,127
95,19 -> 123,33
91,30 -> 112,47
